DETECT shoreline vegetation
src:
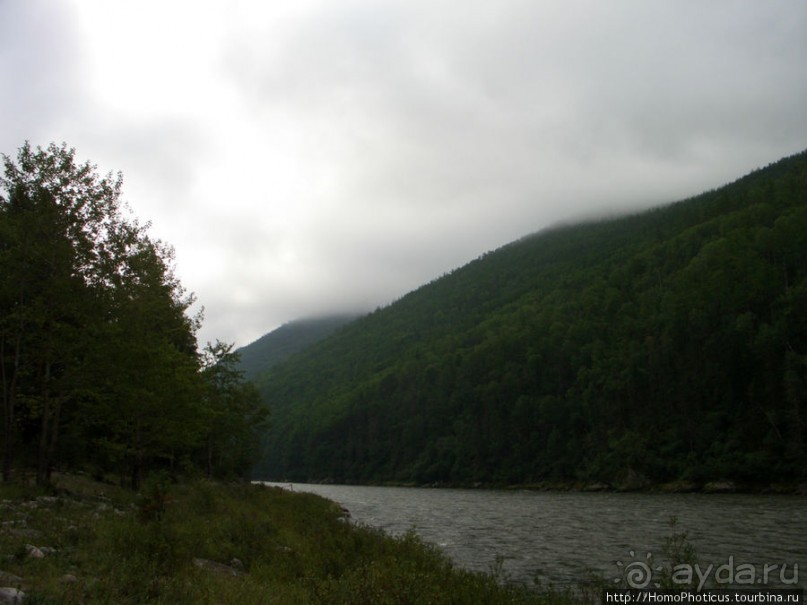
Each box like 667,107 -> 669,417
0,473 -> 574,604
3,475 -> 798,605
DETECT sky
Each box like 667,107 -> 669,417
2,0 -> 806,348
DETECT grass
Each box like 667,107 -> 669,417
0,474 -> 577,604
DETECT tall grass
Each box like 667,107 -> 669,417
0,476 -> 573,604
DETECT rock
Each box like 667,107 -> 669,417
24,545 -> 44,559
8,529 -> 40,539
229,558 -> 244,572
703,480 -> 736,493
659,480 -> 698,493
60,574 -> 78,584
616,469 -> 651,491
0,573 -> 22,586
0,587 -> 25,604
582,482 -> 610,492
192,558 -> 245,577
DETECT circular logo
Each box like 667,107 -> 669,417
616,550 -> 657,589
624,560 -> 653,588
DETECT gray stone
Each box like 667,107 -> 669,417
192,558 -> 245,577
8,529 -> 40,539
24,546 -> 44,559
659,480 -> 698,493
0,587 -> 25,604
616,469 -> 651,491
0,573 -> 22,586
703,480 -> 736,493
229,558 -> 245,572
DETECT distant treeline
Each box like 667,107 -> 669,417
236,315 -> 359,383
0,143 -> 267,487
254,149 -> 807,486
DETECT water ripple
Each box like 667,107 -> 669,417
264,483 -> 805,588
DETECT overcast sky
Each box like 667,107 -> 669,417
2,0 -> 806,348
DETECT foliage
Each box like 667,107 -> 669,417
198,341 -> 269,479
0,476 -> 556,604
254,149 -> 807,486
657,517 -> 699,590
0,142 -> 264,487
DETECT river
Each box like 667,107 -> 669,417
262,482 -> 805,590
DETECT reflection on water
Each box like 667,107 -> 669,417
263,483 -> 805,588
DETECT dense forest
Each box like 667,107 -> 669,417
254,149 -> 807,487
0,143 -> 267,488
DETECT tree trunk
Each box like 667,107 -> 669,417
44,398 -> 63,483
207,436 -> 213,478
36,394 -> 51,486
1,384 -> 13,483
131,426 -> 143,490
131,461 -> 141,491
1,328 -> 23,483
1,340 -> 11,482
35,356 -> 50,486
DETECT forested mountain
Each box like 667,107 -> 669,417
236,315 -> 359,382
254,149 -> 807,487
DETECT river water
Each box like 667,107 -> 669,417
263,482 -> 805,589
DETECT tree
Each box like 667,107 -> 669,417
1,143 -> 128,483
79,235 -> 205,488
198,341 -> 268,479
1,142 -> 205,486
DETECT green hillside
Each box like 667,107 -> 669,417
236,315 -> 359,382
254,150 -> 807,488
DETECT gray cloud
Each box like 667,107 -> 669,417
0,0 -> 84,146
3,0 -> 806,347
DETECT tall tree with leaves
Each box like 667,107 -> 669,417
1,143 -> 128,482
80,234 -> 204,488
199,341 -> 268,479
0,142 -> 204,486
